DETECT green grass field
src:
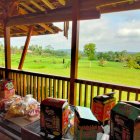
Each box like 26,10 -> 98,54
0,53 -> 140,87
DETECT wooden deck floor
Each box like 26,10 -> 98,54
0,132 -> 12,140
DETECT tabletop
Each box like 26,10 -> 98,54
0,112 -> 109,140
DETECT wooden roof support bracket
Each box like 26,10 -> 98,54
70,0 -> 80,105
18,26 -> 34,70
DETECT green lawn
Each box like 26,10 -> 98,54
0,53 -> 140,87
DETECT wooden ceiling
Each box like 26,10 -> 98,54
0,0 -> 139,37
0,0 -> 66,37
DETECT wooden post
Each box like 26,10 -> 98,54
18,26 -> 33,70
4,24 -> 11,78
70,0 -> 80,105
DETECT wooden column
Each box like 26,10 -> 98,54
18,26 -> 33,70
70,0 -> 80,105
4,24 -> 11,78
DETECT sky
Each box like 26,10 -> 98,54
0,10 -> 140,52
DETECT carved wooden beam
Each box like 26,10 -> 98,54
100,1 -> 140,13
7,5 -> 100,26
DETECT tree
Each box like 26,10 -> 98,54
29,45 -> 43,55
134,53 -> 140,66
44,45 -> 54,55
118,50 -> 128,62
98,58 -> 107,67
84,43 -> 96,67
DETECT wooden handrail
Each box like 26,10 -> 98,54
0,67 -> 70,81
75,79 -> 140,93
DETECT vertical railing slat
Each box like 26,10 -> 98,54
37,77 -> 41,102
104,87 -> 107,94
135,92 -> 139,101
79,83 -> 83,106
45,78 -> 48,99
67,81 -> 70,103
90,85 -> 94,108
58,80 -> 61,98
33,76 -> 37,99
27,75 -> 30,94
3,71 -> 5,79
17,73 -> 21,96
62,80 -> 66,99
20,74 -> 23,97
30,75 -> 33,95
41,77 -> 45,101
49,79 -> 52,97
53,79 -> 57,98
127,91 -> 130,101
26,75 -> 29,94
119,90 -> 122,101
23,74 -> 26,97
97,86 -> 100,96
85,84 -> 88,107
14,73 -> 17,93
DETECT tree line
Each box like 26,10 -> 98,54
83,43 -> 140,69
0,42 -> 140,69
0,43 -> 69,57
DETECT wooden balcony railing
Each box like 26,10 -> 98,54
75,79 -> 140,107
0,67 -> 70,102
0,67 -> 140,108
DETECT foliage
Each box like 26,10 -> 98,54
84,43 -> 96,61
98,58 -> 107,67
96,50 -> 128,62
1,43 -> 140,71
29,45 -> 43,55
125,55 -> 140,69
44,45 -> 54,54
135,53 -> 140,66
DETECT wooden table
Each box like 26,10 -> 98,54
0,113 -> 109,140
0,113 -> 39,140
